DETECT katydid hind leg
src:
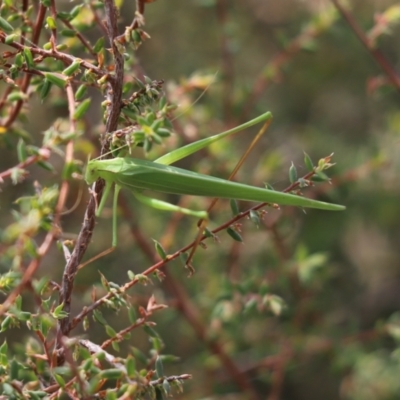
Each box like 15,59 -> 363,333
78,246 -> 116,270
155,112 -> 272,166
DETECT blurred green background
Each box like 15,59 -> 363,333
2,0 -> 400,399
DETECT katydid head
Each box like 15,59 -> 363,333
85,158 -> 101,185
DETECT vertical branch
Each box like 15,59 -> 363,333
55,0 -> 128,364
103,0 -> 124,139
216,0 -> 235,123
331,0 -> 400,93
3,3 -> 47,128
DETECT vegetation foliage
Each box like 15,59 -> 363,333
1,0 -> 400,399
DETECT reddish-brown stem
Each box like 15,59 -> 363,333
0,150 -> 49,181
54,0 -> 134,364
216,0 -> 235,123
69,167 -> 324,328
331,0 -> 400,93
2,2 -> 47,129
59,18 -> 96,56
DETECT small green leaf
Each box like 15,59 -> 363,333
249,210 -> 260,228
121,107 -> 138,120
289,162 -> 297,183
126,356 -> 136,378
93,37 -> 105,53
227,227 -> 243,242
159,96 -> 167,109
122,81 -> 133,94
0,16 -> 14,34
112,341 -> 120,352
0,316 -> 13,332
155,356 -> 164,378
151,132 -> 163,145
230,199 -> 239,216
17,311 -> 31,322
40,80 -> 52,101
151,336 -> 163,352
83,316 -> 89,331
304,152 -> 314,172
163,379 -> 171,395
93,309 -> 108,326
75,84 -> 87,101
52,303 -> 69,319
128,307 -> 137,324
82,358 -> 94,372
0,340 -> 8,355
160,354 -> 180,363
138,116 -> 149,128
99,271 -> 110,290
62,59 -> 81,76
143,137 -> 152,153
5,34 -> 17,44
15,295 -> 22,310
42,298 -> 51,313
60,29 -> 76,37
37,160 -> 55,172
56,43 -> 68,51
156,128 -> 171,138
54,373 -> 66,388
98,368 -> 124,380
26,391 -> 48,400
131,29 -> 142,44
46,16 -> 57,29
73,98 -> 91,120
7,91 -> 28,102
143,324 -> 159,339
105,325 -> 117,337
33,276 -> 49,295
14,53 -> 23,67
44,72 -> 68,89
311,171 -> 330,182
10,359 -> 20,380
17,139 -> 27,162
153,239 -> 167,260
70,4 -> 83,19
23,48 -> 35,69
131,347 -> 148,364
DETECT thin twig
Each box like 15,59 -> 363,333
331,0 -> 400,93
216,0 -> 235,122
54,0 -> 130,364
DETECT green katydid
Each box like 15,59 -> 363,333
85,111 -> 345,250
